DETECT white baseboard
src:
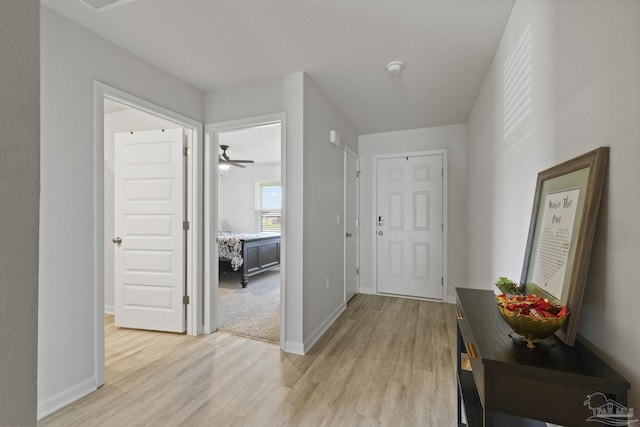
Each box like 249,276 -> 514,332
357,286 -> 375,295
283,340 -> 305,355
38,376 -> 96,419
303,302 -> 346,354
360,286 -> 456,304
104,304 -> 114,315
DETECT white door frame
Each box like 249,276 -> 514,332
371,149 -> 448,301
94,82 -> 203,386
344,146 -> 360,301
204,113 -> 287,349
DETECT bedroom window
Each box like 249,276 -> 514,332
256,180 -> 281,233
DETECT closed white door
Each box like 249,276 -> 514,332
345,149 -> 359,302
376,154 -> 443,299
114,128 -> 186,332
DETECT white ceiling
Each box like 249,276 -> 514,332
42,0 -> 515,135
218,123 -> 282,165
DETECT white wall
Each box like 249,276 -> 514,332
103,108 -> 181,312
358,124 -> 468,302
205,74 -> 305,352
467,0 -> 640,412
39,7 -> 203,417
302,75 -> 358,346
205,73 -> 358,352
218,163 -> 281,233
0,2 -> 39,425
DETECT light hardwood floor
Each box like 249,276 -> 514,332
39,294 -> 458,427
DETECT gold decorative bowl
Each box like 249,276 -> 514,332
497,303 -> 569,348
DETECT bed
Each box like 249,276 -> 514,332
217,232 -> 281,287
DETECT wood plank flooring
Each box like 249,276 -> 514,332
39,294 -> 458,427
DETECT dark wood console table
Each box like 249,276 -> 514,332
456,288 -> 630,427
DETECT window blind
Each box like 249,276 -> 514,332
257,181 -> 281,233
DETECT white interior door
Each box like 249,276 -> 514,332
345,148 -> 359,302
376,154 -> 443,299
114,128 -> 186,332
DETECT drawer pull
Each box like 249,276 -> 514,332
465,342 -> 477,359
456,309 -> 464,320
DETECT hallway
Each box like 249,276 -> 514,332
40,295 -> 457,426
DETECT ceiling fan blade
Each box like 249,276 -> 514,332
219,145 -> 254,167
218,158 -> 254,164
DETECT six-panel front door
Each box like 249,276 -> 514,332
376,154 -> 443,300
114,128 -> 186,332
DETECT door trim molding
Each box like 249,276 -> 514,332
344,146 -> 360,302
371,149 -> 448,301
204,112 -> 287,350
94,81 -> 203,388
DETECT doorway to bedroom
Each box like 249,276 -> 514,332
207,117 -> 283,344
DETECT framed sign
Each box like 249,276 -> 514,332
520,147 -> 609,346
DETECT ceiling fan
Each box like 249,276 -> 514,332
219,144 -> 255,168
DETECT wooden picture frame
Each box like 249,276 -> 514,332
520,147 -> 609,346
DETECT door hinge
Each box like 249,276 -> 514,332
183,295 -> 190,305
183,147 -> 190,156
442,168 -> 444,177
356,268 -> 360,275
183,220 -> 190,231
441,277 -> 444,286
356,171 -> 361,178
442,222 -> 444,231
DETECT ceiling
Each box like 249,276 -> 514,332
42,0 -> 515,135
218,123 -> 282,165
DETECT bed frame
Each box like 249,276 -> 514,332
221,234 -> 281,288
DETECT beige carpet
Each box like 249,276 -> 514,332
218,267 -> 280,343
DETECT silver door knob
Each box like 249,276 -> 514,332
378,231 -> 383,236
346,232 -> 352,238
112,237 -> 122,244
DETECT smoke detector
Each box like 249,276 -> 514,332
386,61 -> 404,75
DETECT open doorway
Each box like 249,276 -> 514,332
216,123 -> 281,343
205,114 -> 286,347
96,82 -> 202,386
104,99 -> 189,332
